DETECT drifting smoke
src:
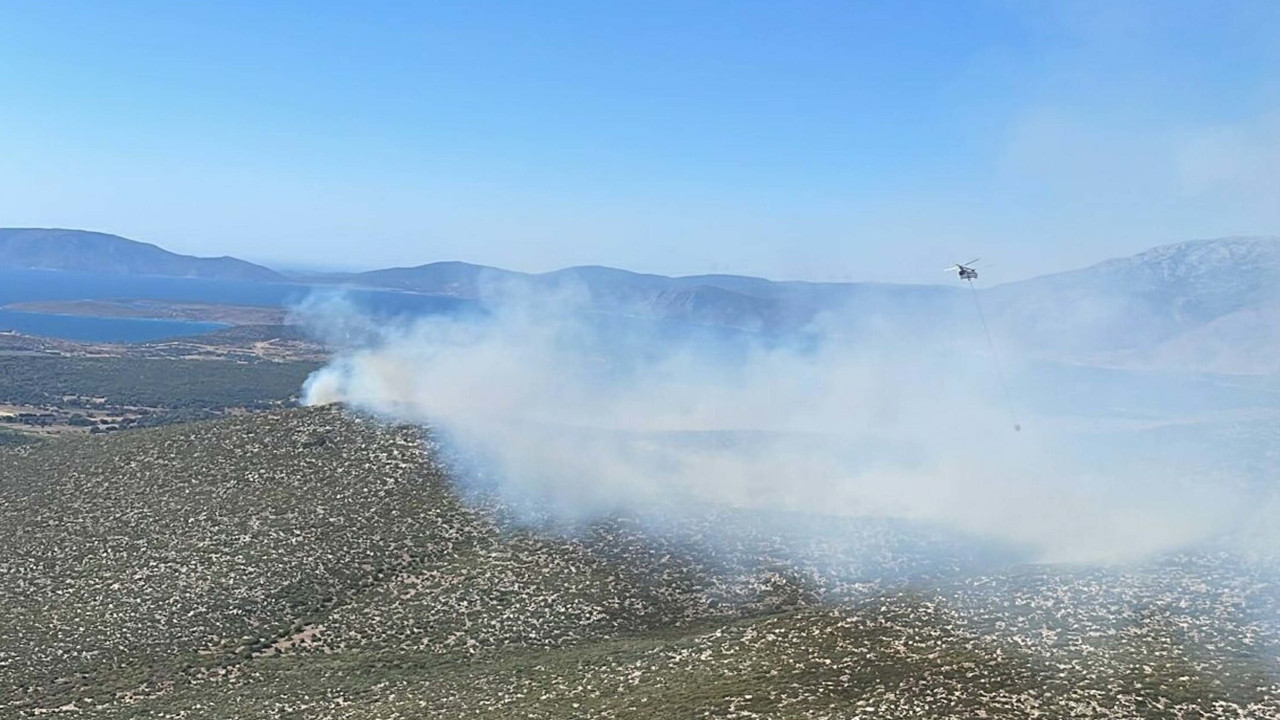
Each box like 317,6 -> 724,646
297,282 -> 1247,565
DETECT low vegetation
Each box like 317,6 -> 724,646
0,425 -> 36,447
1,407 -> 1277,718
0,355 -> 317,410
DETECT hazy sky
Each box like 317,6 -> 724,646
1,1 -> 1276,282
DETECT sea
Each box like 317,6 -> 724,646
0,268 -> 474,343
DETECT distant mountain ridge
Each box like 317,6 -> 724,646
295,233 -> 1280,373
0,228 -> 284,282
5,228 -> 1280,372
984,236 -> 1280,372
318,260 -> 964,332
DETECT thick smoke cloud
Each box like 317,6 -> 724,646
297,283 -> 1244,565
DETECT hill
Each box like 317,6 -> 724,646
326,261 -> 960,333
7,228 -> 1280,372
986,236 -> 1280,372
0,228 -> 284,282
294,237 -> 1280,371
333,260 -> 516,297
2,407 -> 1277,718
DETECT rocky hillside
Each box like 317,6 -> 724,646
0,228 -> 283,282
986,236 -> 1280,372
1,407 -> 1278,718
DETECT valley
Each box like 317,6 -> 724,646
8,4 -> 1275,715
0,331 -> 321,440
2,230 -> 1280,717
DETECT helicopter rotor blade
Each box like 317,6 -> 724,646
964,257 -> 981,266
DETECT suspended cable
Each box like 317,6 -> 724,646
966,278 -> 1021,432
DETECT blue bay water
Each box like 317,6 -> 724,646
0,310 -> 229,343
0,268 -> 476,343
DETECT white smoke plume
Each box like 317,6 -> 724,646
297,282 -> 1245,565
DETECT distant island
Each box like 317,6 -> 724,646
0,227 -> 283,282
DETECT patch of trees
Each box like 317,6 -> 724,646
0,426 -> 36,446
1,412 -> 57,426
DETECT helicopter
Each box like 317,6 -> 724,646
944,256 -> 1021,432
944,258 -> 980,282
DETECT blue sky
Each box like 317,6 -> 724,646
0,1 -> 1276,282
